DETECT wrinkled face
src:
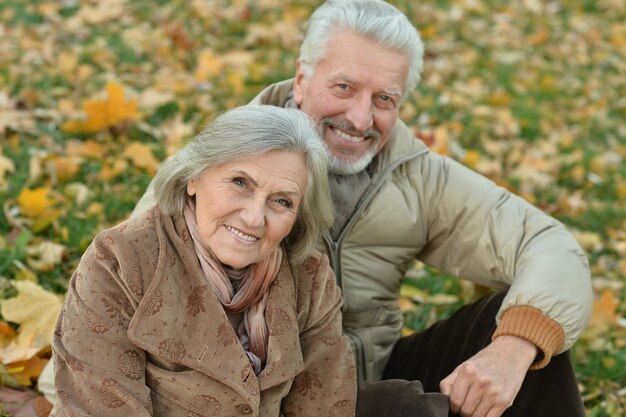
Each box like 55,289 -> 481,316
187,150 -> 307,270
294,31 -> 410,175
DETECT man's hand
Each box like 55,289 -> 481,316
439,335 -> 537,417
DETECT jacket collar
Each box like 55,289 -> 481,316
127,211 -> 304,406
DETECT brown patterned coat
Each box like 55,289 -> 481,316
51,206 -> 356,417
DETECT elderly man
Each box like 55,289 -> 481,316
243,2 -> 591,417
42,1 -> 591,416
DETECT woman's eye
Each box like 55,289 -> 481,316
233,177 -> 246,187
276,198 -> 292,208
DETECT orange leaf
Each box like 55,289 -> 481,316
588,289 -> 619,330
16,187 -> 54,218
50,156 -> 81,182
195,48 -> 225,81
6,356 -> 49,386
123,142 -> 160,174
62,81 -> 139,134
0,321 -> 15,338
106,81 -> 139,126
66,139 -> 105,159
97,158 -> 128,181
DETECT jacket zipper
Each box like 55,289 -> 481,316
323,148 -> 429,289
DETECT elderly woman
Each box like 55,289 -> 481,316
50,105 -> 357,417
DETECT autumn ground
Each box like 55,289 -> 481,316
0,0 -> 624,415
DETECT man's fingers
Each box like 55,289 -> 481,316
446,370 -> 473,414
439,369 -> 456,395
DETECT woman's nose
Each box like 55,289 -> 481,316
240,198 -> 265,228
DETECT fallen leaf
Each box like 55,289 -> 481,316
0,148 -> 16,190
62,81 -> 140,134
97,158 -> 128,181
0,281 -> 63,364
588,289 -> 619,330
6,355 -> 48,386
123,142 -> 160,174
66,139 -> 106,159
47,156 -> 82,182
26,241 -> 66,272
195,48 -> 225,81
16,187 -> 54,218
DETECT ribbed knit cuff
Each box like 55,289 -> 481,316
492,305 -> 564,370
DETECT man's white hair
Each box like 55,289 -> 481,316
298,0 -> 424,98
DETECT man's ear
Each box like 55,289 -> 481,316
293,60 -> 307,106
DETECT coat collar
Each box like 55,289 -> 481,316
127,211 -> 304,406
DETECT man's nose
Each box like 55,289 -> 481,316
240,198 -> 265,228
345,95 -> 373,132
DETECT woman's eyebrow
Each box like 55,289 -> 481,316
231,170 -> 302,197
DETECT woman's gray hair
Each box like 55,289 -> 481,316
299,0 -> 424,97
154,105 -> 333,264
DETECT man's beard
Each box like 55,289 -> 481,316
319,118 -> 381,176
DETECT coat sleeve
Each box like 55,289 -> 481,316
413,152 -> 592,360
281,253 -> 357,417
51,228 -> 153,416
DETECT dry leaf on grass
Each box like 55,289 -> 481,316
0,281 -> 63,364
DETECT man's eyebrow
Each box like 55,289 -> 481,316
382,88 -> 402,97
330,73 -> 402,97
330,73 -> 359,85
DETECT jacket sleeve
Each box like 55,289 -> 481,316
51,228 -> 153,416
281,253 -> 357,417
413,152 -> 592,362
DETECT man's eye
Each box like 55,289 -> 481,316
233,177 -> 246,187
376,95 -> 397,109
337,83 -> 349,90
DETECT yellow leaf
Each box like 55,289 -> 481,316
464,150 -> 481,168
16,187 -> 54,218
0,281 -> 63,364
123,142 -> 160,174
227,71 -> 245,95
588,289 -> 618,330
487,90 -> 511,107
31,209 -> 64,233
401,327 -> 416,337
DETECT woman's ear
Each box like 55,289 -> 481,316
186,180 -> 197,197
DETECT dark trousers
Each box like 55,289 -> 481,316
381,290 -> 586,417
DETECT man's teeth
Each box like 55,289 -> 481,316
334,128 -> 365,143
226,226 -> 258,241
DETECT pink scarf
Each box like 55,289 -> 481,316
183,200 -> 282,373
